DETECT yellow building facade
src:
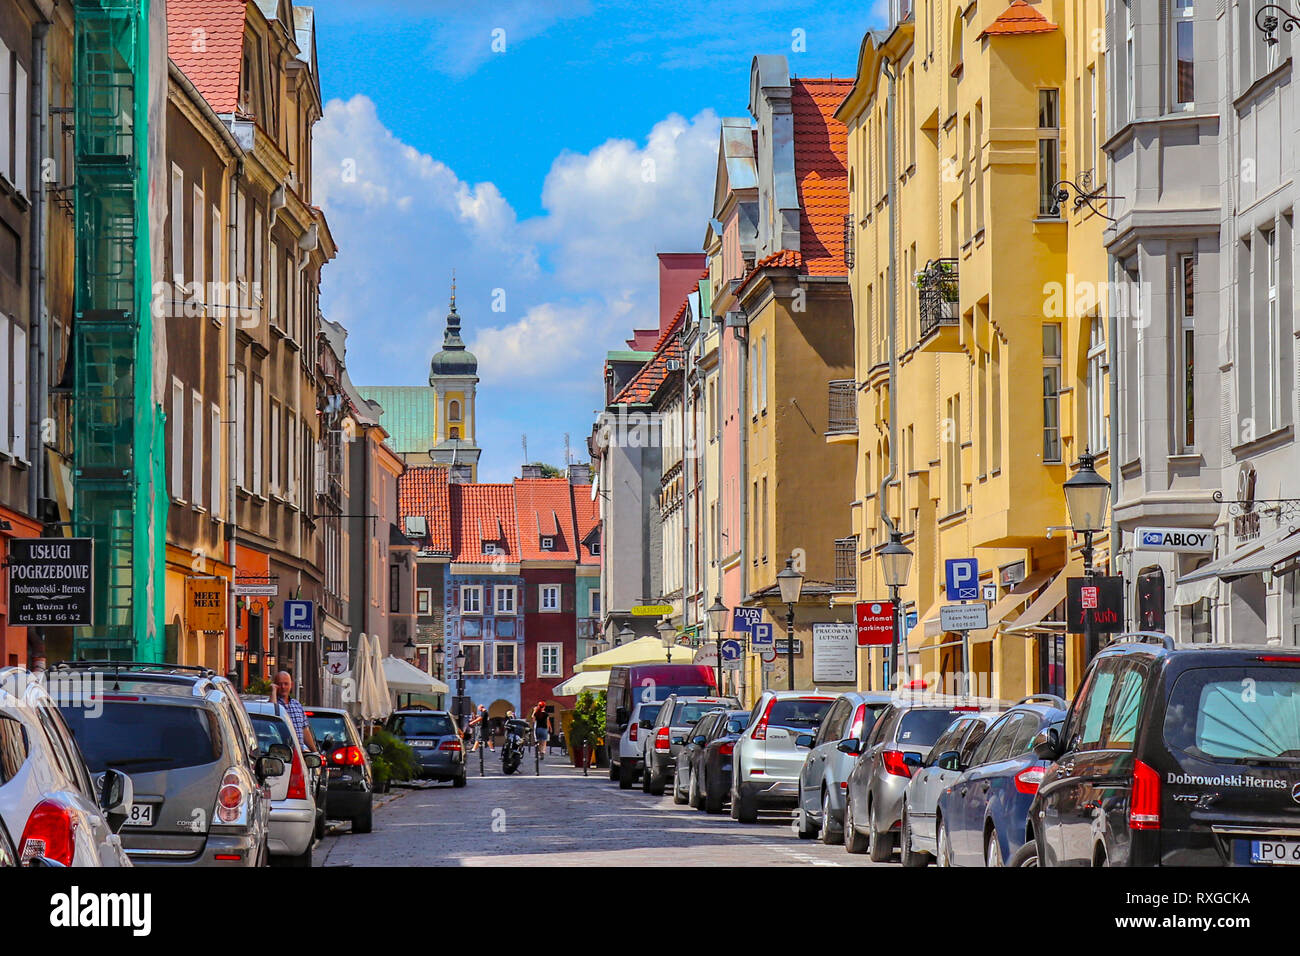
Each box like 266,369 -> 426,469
835,0 -> 1112,701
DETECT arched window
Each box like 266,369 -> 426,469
448,400 -> 462,422
948,12 -> 964,111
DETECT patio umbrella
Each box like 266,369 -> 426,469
572,635 -> 673,673
349,635 -> 371,719
551,669 -> 610,697
365,633 -> 393,721
382,655 -> 450,696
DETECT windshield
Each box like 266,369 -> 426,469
251,714 -> 294,753
391,714 -> 455,737
673,703 -> 723,727
61,702 -> 222,773
306,713 -> 354,751
897,709 -> 974,749
1166,667 -> 1300,763
768,698 -> 834,729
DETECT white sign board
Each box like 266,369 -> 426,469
723,659 -> 742,671
940,602 -> 989,632
234,583 -> 278,597
326,652 -> 349,676
813,622 -> 856,683
1135,527 -> 1215,553
762,661 -> 776,673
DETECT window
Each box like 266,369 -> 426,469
459,642 -> 483,674
389,564 -> 400,613
539,644 -> 562,678
460,585 -> 482,614
448,400 -> 461,422
211,207 -> 223,317
1178,255 -> 1195,449
590,590 -> 601,617
192,185 -> 204,306
1172,0 -> 1194,107
495,585 -> 516,615
416,588 -> 432,616
1042,324 -> 1062,462
483,541 -> 498,554
990,336 -> 1002,469
210,403 -> 222,518
170,164 -> 184,286
540,584 -> 560,611
1125,3 -> 1135,122
1266,229 -> 1282,431
946,394 -> 962,512
1076,663 -> 1118,750
1087,317 -> 1109,452
1106,665 -> 1146,749
269,400 -> 280,494
541,536 -> 554,551
760,335 -> 768,411
10,322 -> 25,462
171,378 -> 185,500
251,379 -> 263,494
191,390 -> 204,509
495,643 -> 517,675
235,369 -> 246,488
1038,90 -> 1060,217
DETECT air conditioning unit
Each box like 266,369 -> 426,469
666,359 -> 682,371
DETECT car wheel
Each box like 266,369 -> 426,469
352,799 -> 374,835
453,772 -> 467,788
820,788 -> 841,846
705,773 -> 724,815
734,785 -> 758,824
900,810 -> 930,867
795,787 -> 818,840
867,802 -> 894,863
285,844 -> 313,868
985,826 -> 1003,868
618,760 -> 636,790
843,795 -> 868,854
609,760 -> 619,781
936,817 -> 953,868
688,770 -> 703,810
673,770 -> 688,805
1093,844 -> 1110,868
641,755 -> 653,792
1008,839 -> 1039,867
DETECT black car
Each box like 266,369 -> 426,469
687,709 -> 751,814
305,707 -> 377,833
1029,634 -> 1300,867
672,709 -> 728,805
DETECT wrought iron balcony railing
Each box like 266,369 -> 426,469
917,258 -> 959,340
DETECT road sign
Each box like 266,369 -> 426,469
234,582 -> 278,597
855,600 -> 895,646
720,639 -> 743,662
982,584 -> 998,601
7,538 -> 94,627
760,647 -> 777,664
732,606 -> 763,633
945,558 -> 980,601
762,661 -> 776,673
282,600 -> 315,642
940,602 -> 989,632
905,610 -> 918,631
774,639 -> 803,655
751,622 -> 774,648
1135,527 -> 1214,553
631,604 -> 674,616
723,659 -> 742,671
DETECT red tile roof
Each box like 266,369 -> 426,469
733,249 -> 804,297
979,0 -> 1060,38
397,466 -> 451,554
792,78 -> 852,276
513,479 -> 580,561
168,0 -> 249,114
611,306 -> 684,406
573,487 -> 599,566
449,483 -> 518,563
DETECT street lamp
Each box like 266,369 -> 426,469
454,647 -> 467,724
1255,4 -> 1300,44
879,531 -> 914,690
776,558 -> 804,690
402,636 -> 417,661
657,617 -> 677,663
617,624 -> 635,647
706,597 -> 729,696
1064,447 -> 1112,660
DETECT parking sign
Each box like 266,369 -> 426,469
945,558 -> 980,601
282,600 -> 314,643
751,622 -> 774,648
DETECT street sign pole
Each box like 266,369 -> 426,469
960,629 -> 970,697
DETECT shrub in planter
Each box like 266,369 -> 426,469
364,729 -> 419,785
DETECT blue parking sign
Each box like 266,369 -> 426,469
282,600 -> 314,642
945,558 -> 980,601
751,622 -> 774,648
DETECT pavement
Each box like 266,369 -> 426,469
315,753 -> 890,866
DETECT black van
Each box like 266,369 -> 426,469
1027,634 -> 1300,867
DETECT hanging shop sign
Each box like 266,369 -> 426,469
185,577 -> 227,632
1066,576 -> 1126,634
7,538 -> 93,627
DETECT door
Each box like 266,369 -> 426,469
911,717 -> 972,848
803,699 -> 848,815
955,714 -> 1023,864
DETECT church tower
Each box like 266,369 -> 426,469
427,276 -> 481,482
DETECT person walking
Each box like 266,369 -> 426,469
531,700 -> 551,759
467,704 -> 494,752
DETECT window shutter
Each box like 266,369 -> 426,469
1220,377 -> 1234,454
314,440 -> 325,495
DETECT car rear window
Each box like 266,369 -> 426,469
62,702 -> 222,773
251,714 -> 294,752
306,713 -> 354,750
0,716 -> 27,784
1165,667 -> 1300,764
635,704 -> 663,724
391,714 -> 455,737
768,698 -> 834,729
897,709 -> 971,749
673,703 -> 722,727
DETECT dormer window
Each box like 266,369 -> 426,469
541,536 -> 555,551
483,542 -> 498,555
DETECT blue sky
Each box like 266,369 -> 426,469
309,0 -> 882,481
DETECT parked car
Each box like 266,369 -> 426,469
243,698 -> 323,867
641,694 -> 739,796
731,691 -> 837,824
899,711 -> 999,866
0,666 -> 133,867
682,709 -> 751,813
609,699 -> 664,790
305,707 -> 378,833
606,663 -> 716,787
843,698 -> 984,860
54,662 -> 281,866
933,696 -> 1067,867
1029,635 -> 1300,867
386,709 -> 466,786
795,692 -> 894,844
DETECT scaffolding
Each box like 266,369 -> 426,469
71,0 -> 165,660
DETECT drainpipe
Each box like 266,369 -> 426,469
736,305 -> 750,698
227,159 -> 243,676
880,58 -> 901,688
27,21 -> 48,519
1108,296 -> 1122,624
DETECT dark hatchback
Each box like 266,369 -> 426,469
1031,635 -> 1300,867
305,708 -> 375,833
386,710 -> 466,786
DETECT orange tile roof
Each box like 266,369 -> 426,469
610,310 -> 684,407
450,483 -> 518,563
397,466 -> 451,554
792,78 -> 852,276
513,478 -> 580,561
733,249 -> 804,297
573,487 -> 599,565
979,0 -> 1060,38
168,0 -> 249,114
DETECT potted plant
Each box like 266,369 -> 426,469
569,690 -> 606,768
363,729 -> 418,792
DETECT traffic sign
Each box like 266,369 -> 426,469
774,639 -> 803,655
751,622 -> 774,648
945,558 -> 980,601
760,647 -> 777,664
282,600 -> 315,642
905,610 -> 918,631
939,602 -> 988,632
631,604 -> 674,616
855,600 -> 895,646
720,639 -> 743,662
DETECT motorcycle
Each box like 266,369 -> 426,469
501,718 -> 531,775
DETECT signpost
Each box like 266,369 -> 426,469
7,538 -> 94,627
750,622 -> 774,648
945,558 -> 980,601
855,601 -> 895,646
282,600 -> 315,643
813,622 -> 856,683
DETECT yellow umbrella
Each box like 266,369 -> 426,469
573,635 -> 673,673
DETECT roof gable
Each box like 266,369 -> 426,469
979,0 -> 1060,38
168,0 -> 249,115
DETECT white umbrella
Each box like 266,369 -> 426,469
364,633 -> 392,721
382,655 -> 450,696
350,635 -> 371,719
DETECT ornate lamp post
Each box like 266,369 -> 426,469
879,532 -> 914,689
657,617 -> 677,663
1063,448 -> 1112,660
454,647 -> 467,724
776,558 -> 804,690
706,597 -> 729,697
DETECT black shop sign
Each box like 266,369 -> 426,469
1066,575 -> 1125,635
7,538 -> 94,627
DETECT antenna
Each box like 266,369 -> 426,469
564,433 -> 571,466
521,434 -> 528,467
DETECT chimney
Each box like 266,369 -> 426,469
520,464 -> 544,480
567,463 -> 591,485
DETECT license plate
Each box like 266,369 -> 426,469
124,804 -> 155,828
408,739 -> 433,749
1251,840 -> 1300,865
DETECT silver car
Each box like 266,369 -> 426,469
244,699 -> 322,866
641,694 -> 738,796
899,712 -> 999,866
794,692 -> 893,844
730,690 -> 837,824
843,700 -> 982,861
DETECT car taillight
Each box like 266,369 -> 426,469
752,697 -> 777,741
287,751 -> 308,801
20,800 -> 76,866
1257,655 -> 1300,663
440,740 -> 462,752
1014,765 -> 1047,795
216,770 -> 246,824
1129,759 -> 1161,830
849,704 -> 867,739
654,727 -> 671,752
330,746 -> 364,766
719,742 -> 734,756
882,750 -> 913,778
954,706 -> 980,712
630,723 -> 638,742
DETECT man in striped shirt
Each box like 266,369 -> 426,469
274,671 -> 317,751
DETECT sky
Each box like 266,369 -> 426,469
309,0 -> 884,482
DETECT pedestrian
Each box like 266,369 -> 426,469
273,670 -> 317,751
531,700 -> 551,758
467,704 -> 494,752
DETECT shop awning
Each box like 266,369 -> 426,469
552,670 -> 610,696
906,601 -> 942,650
1003,559 -> 1083,635
1173,577 -> 1218,607
968,569 -> 1057,641
1177,527 -> 1300,585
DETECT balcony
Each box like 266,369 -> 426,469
834,537 -> 857,592
827,379 -> 857,442
917,258 -> 961,352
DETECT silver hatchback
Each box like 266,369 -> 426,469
794,692 -> 893,844
730,690 -> 837,824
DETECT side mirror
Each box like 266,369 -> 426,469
615,707 -> 629,726
366,742 -> 383,757
691,735 -> 707,746
796,734 -> 815,749
1032,727 -> 1061,761
902,751 -> 924,771
836,738 -> 861,757
267,743 -> 293,763
936,750 -> 961,772
256,755 -> 286,781
303,752 -> 323,769
94,769 -> 134,834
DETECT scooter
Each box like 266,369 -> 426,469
501,718 -> 530,775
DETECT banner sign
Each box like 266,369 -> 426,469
1067,576 -> 1126,634
7,538 -> 93,627
185,577 -> 226,632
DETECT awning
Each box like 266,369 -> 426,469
1004,559 -> 1084,634
968,569 -> 1057,641
1177,527 -> 1300,585
381,655 -> 449,695
906,601 -> 942,650
573,635 -> 667,672
552,670 -> 609,696
1173,577 -> 1218,607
